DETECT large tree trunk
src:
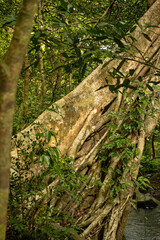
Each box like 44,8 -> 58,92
11,1 -> 160,239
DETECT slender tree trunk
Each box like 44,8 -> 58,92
0,1 -> 39,239
38,2 -> 46,101
10,1 -> 160,239
23,53 -> 30,116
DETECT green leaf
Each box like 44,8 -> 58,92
45,130 -> 52,143
40,155 -> 50,166
155,72 -> 160,76
101,59 -> 113,69
127,85 -> 136,90
83,50 -> 97,57
34,30 -> 41,39
44,155 -> 50,166
137,22 -> 142,30
75,17 -> 86,28
81,63 -> 87,77
108,178 -> 115,186
109,85 -> 115,92
105,77 -> 109,84
138,76 -> 143,82
111,188 -> 116,198
128,35 -> 137,42
109,167 -> 114,173
51,131 -> 57,143
51,147 -> 59,160
49,158 -> 54,167
62,52 -> 69,58
145,24 -> 160,28
150,81 -> 160,85
94,180 -> 104,186
92,58 -> 103,63
114,37 -> 125,48
146,84 -> 153,91
60,0 -> 67,10
54,163 -> 61,176
102,167 -> 108,173
116,58 -> 126,71
142,33 -> 152,42
115,186 -> 121,194
96,84 -> 108,91
64,64 -> 72,73
95,35 -> 109,41
66,37 -> 73,44
97,22 -> 108,27
2,15 -> 16,27
123,79 -> 130,86
129,69 -> 135,76
116,169 -> 122,175
135,148 -> 140,155
67,4 -> 73,11
129,25 -> 137,33
40,155 -> 44,165
101,156 -> 107,162
36,132 -> 43,140
121,183 -> 127,190
49,37 -> 61,45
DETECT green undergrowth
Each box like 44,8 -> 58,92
7,128 -> 85,240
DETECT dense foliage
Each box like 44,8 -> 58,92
0,0 -> 148,133
7,128 -> 85,239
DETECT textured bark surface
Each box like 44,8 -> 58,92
0,1 -> 39,239
148,0 -> 156,8
23,54 -> 30,116
10,1 -> 160,239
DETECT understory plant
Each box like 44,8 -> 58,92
7,128 -> 85,240
99,74 -> 160,197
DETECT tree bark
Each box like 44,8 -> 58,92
10,1 -> 160,239
0,1 -> 39,239
148,0 -> 156,9
23,53 -> 30,116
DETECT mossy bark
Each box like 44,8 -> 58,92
0,1 -> 39,239
23,53 -> 30,116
